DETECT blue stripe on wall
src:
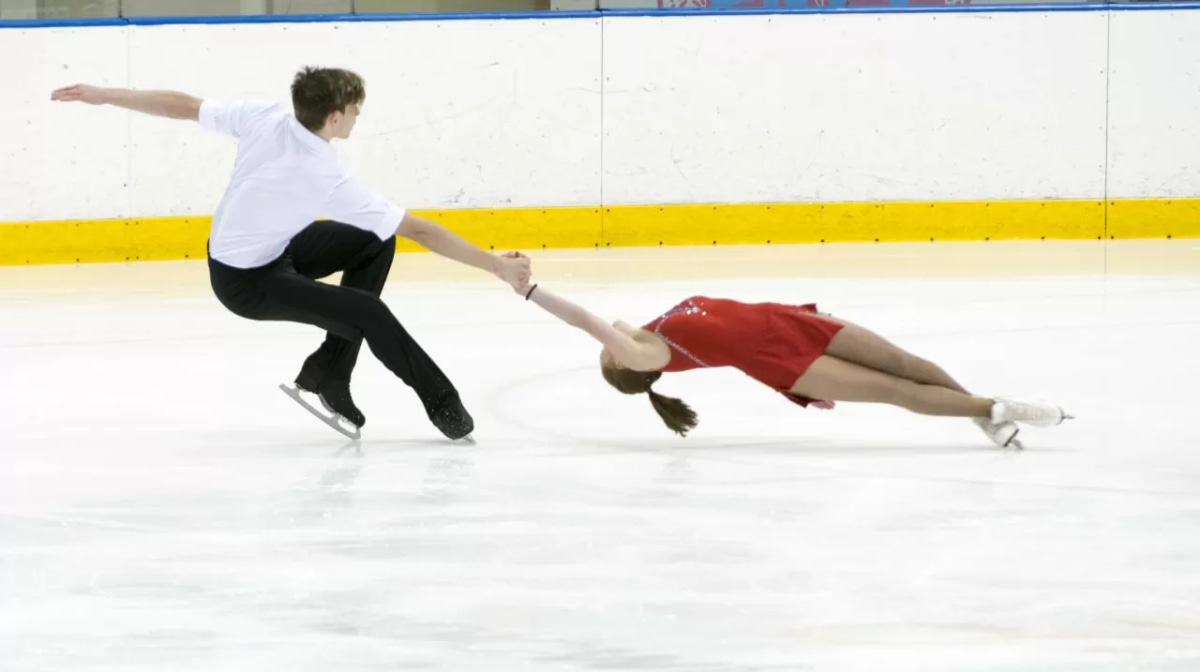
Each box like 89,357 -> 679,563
4,1 -> 1200,29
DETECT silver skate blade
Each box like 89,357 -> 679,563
279,383 -> 362,441
1002,423 -> 1022,450
1001,427 -> 1023,450
974,417 -> 1020,450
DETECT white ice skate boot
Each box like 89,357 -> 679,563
973,417 -> 1023,449
990,397 -> 1071,428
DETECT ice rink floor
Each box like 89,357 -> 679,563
2,240 -> 1199,671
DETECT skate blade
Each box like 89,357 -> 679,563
279,383 -> 362,441
1049,409 -> 1073,426
975,418 -> 1021,450
1000,426 -> 1023,450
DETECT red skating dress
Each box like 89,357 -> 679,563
640,296 -> 845,406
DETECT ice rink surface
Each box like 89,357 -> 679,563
2,240 -> 1199,671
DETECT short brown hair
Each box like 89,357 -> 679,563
291,66 -> 366,133
601,364 -> 698,436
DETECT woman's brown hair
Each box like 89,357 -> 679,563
601,363 -> 698,436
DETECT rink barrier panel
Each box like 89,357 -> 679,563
3,5 -> 1200,264
3,198 -> 1197,265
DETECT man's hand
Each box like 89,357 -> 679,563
496,251 -> 532,291
50,84 -> 111,105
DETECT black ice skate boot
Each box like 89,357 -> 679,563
295,358 -> 366,430
424,392 -> 474,442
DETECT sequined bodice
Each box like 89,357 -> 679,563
640,296 -> 770,373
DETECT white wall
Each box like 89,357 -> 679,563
124,18 -> 602,217
601,11 -> 1108,205
1,9 -> 1197,224
1107,9 -> 1200,199
1,26 -> 130,222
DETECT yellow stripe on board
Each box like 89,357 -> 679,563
0,198 -> 1196,266
602,199 -> 1106,247
397,206 -> 603,253
1107,198 -> 1200,239
0,217 -> 213,265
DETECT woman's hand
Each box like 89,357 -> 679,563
501,251 -> 533,296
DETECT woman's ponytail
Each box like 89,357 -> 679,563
647,388 -> 698,437
602,361 -> 699,436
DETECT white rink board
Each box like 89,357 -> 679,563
4,8 -> 1200,223
126,19 -> 603,217
0,27 -> 131,222
1106,9 -> 1200,199
600,11 -> 1108,205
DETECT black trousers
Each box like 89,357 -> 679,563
207,221 -> 459,411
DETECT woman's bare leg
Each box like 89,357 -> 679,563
816,315 -> 970,393
790,355 -> 994,418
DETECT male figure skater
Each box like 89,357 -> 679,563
51,67 -> 529,441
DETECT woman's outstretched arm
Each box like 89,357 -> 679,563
509,273 -> 664,371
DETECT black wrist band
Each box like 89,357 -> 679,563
525,284 -> 539,300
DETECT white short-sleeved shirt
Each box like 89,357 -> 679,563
198,99 -> 406,269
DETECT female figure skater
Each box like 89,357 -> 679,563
507,258 -> 1069,448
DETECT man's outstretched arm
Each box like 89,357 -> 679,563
51,84 -> 201,121
396,212 -> 530,287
